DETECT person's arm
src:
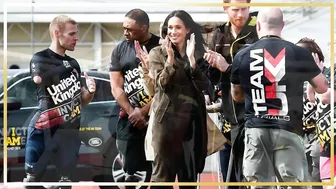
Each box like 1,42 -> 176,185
135,40 -> 155,97
315,70 -> 336,104
30,55 -> 43,84
206,100 -> 222,113
306,83 -> 316,103
139,63 -> 155,97
134,41 -> 155,119
81,72 -> 95,106
204,93 -> 211,105
316,88 -> 335,104
306,80 -> 332,104
149,47 -> 176,92
140,100 -> 152,118
206,28 -> 228,86
137,64 -> 154,120
110,69 -> 148,128
306,63 -> 328,94
186,34 -> 211,91
109,47 -> 135,116
205,50 -> 230,72
230,51 -> 244,102
309,73 -> 328,94
110,72 -> 134,116
295,47 -> 328,94
109,47 -> 147,127
81,88 -> 94,106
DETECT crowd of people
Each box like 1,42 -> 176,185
21,0 -> 335,189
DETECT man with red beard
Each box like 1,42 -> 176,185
203,0 -> 259,186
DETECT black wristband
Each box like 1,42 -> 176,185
224,64 -> 232,73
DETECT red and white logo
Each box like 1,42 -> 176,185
250,48 -> 288,116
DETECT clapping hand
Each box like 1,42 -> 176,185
135,40 -> 150,71
186,33 -> 196,69
164,36 -> 174,65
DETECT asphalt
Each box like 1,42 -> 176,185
0,113 -> 225,189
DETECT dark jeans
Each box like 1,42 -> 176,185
24,126 -> 81,181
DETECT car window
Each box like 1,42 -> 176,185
81,77 -> 114,102
7,77 -> 38,107
5,75 -> 113,107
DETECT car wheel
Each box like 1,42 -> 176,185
112,154 -> 150,189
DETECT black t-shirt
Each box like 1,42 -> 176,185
109,34 -> 160,139
29,48 -> 83,130
316,65 -> 336,157
109,34 -> 160,108
231,37 -> 321,135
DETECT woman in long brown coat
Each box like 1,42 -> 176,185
147,10 -> 210,188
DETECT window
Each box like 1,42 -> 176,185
81,77 -> 114,102
5,75 -> 114,108
7,78 -> 38,107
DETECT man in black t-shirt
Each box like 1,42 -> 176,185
203,0 -> 259,184
109,9 -> 160,184
23,15 -> 96,189
230,8 -> 328,186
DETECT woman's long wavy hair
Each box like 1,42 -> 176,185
161,10 -> 206,59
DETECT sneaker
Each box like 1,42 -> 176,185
22,174 -> 45,189
43,176 -> 72,189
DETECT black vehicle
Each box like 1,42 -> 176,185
0,69 -> 150,189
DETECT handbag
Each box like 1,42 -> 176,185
206,113 -> 228,156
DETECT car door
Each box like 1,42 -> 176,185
78,75 -> 120,167
0,74 -> 120,182
0,76 -> 39,181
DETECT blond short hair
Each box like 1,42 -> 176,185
49,15 -> 77,38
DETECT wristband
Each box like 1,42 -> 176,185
224,64 -> 232,73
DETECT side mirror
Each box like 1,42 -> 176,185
0,97 -> 22,111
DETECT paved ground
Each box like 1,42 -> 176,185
0,114 -> 225,189
0,173 -> 225,189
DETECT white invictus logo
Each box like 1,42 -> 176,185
47,74 -> 81,105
